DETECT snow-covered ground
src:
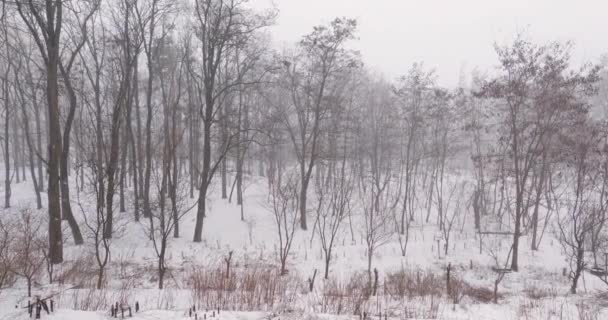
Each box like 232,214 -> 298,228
1,171 -> 608,320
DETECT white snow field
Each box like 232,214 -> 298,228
1,171 -> 608,320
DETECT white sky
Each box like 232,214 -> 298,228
250,0 -> 608,87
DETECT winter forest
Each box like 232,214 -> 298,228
1,0 -> 608,319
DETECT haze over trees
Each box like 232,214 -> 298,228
1,0 -> 608,318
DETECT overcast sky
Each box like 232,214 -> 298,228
250,0 -> 608,87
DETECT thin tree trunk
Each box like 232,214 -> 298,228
14,125 -> 20,184
143,56 -> 154,219
59,64 -> 84,245
531,151 -> 547,251
3,77 -> 11,209
119,114 -> 127,213
21,128 -> 27,182
135,59 -> 144,200
220,99 -> 228,200
34,99 -> 44,191
127,67 -> 140,221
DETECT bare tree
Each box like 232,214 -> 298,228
314,142 -> 354,279
9,35 -> 44,209
556,124 -> 605,294
135,0 -> 175,220
9,208 -> 45,297
191,0 -> 274,241
268,171 -> 300,275
0,219 -> 14,295
0,2 -> 13,209
146,32 -> 189,288
281,17 -> 358,230
479,36 -> 599,271
355,77 -> 397,274
440,180 -> 468,256
393,64 -> 433,229
12,0 -> 64,258
56,1 -> 99,246
77,171 -> 112,290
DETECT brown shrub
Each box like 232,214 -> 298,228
187,262 -> 300,311
384,268 -> 443,299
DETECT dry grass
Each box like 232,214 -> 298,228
187,262 -> 300,312
384,268 -> 443,299
320,272 -> 370,315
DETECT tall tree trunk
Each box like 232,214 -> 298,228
59,65 -> 84,245
188,94 -> 195,199
220,103 -> 228,199
143,61 -> 154,219
134,59 -> 144,200
3,76 -> 10,208
14,0 -> 67,263
127,66 -> 139,221
47,45 -> 64,264
236,81 -> 247,207
171,125 -> 179,238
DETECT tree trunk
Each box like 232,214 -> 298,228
47,48 -> 64,264
3,77 -> 10,209
220,104 -> 228,199
300,168 -> 309,230
127,67 -> 140,221
35,99 -> 44,192
135,59 -> 144,201
14,125 -> 20,184
571,246 -> 585,294
59,69 -> 84,245
194,93 -> 213,242
104,107 -> 123,239
188,86 -> 195,199
158,263 -> 165,290
493,279 -> 499,303
27,140 -> 43,210
193,172 -> 208,242
511,192 -> 522,272
97,268 -> 104,290
119,120 -> 127,213
60,154 -> 83,245
21,128 -> 27,182
531,155 -> 547,251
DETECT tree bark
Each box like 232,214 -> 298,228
47,44 -> 64,264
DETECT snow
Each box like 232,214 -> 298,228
2,171 -> 608,319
